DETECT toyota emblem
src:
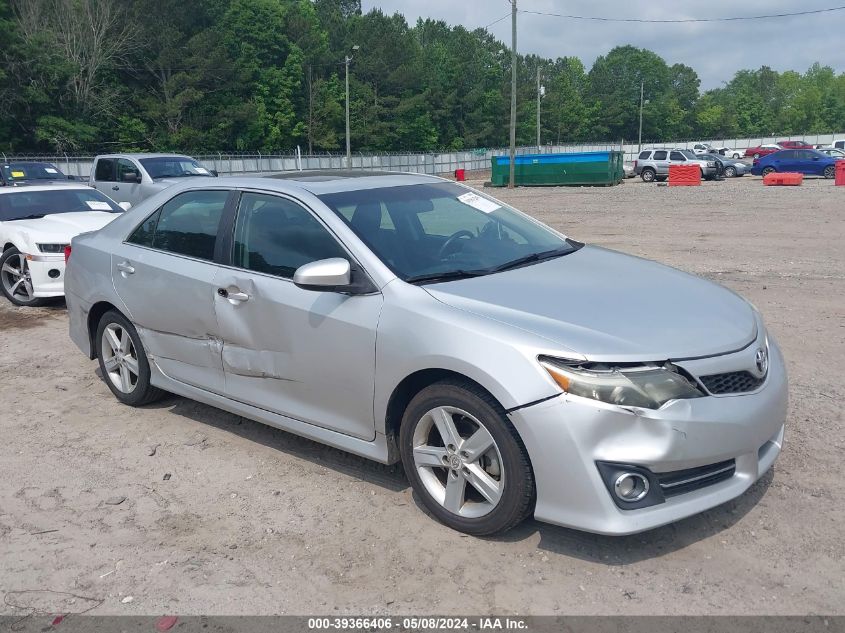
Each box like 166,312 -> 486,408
755,348 -> 769,376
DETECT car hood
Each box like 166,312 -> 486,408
5,211 -> 120,242
424,245 -> 756,361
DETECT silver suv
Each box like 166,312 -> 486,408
90,153 -> 216,206
635,149 -> 718,182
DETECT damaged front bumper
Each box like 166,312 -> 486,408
508,337 -> 788,535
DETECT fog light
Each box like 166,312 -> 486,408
614,473 -> 649,502
48,269 -> 60,279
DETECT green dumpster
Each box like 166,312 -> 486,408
490,151 -> 624,187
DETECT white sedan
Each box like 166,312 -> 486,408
0,185 -> 128,306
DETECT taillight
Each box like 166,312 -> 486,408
64,245 -> 72,262
633,160 -> 638,169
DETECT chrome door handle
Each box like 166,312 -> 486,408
218,287 -> 249,303
116,261 -> 135,275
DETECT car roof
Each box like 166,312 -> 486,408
0,184 -> 93,195
2,161 -> 58,166
94,153 -> 194,159
215,170 -> 447,195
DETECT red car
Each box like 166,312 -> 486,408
777,140 -> 814,150
744,144 -> 782,159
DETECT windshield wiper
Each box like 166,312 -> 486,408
487,246 -> 574,273
10,213 -> 46,220
406,269 -> 487,285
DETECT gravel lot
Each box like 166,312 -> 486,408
1,175 -> 843,617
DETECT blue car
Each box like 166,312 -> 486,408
752,149 -> 840,179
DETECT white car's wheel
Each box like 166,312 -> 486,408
0,247 -> 46,307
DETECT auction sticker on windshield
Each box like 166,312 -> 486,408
86,200 -> 113,211
458,191 -> 500,213
11,171 -> 24,178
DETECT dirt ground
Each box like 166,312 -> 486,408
0,175 -> 843,617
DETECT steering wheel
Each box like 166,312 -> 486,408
437,230 -> 475,259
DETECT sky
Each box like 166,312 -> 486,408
360,0 -> 845,90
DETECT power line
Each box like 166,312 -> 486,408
480,12 -> 511,30
519,5 -> 845,23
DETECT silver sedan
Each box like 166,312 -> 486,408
65,172 -> 787,536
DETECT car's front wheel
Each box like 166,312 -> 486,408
761,166 -> 776,176
0,247 -> 46,307
399,380 -> 534,535
823,165 -> 835,179
640,168 -> 656,182
96,310 -> 164,406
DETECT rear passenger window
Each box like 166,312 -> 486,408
653,151 -> 667,160
127,190 -> 228,261
95,159 -> 115,181
638,151 -> 650,159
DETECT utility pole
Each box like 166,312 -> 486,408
536,65 -> 541,151
345,45 -> 360,167
638,80 -> 644,153
508,0 -> 517,189
308,64 -> 313,155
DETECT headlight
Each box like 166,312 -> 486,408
37,243 -> 69,253
539,356 -> 705,409
707,161 -> 716,167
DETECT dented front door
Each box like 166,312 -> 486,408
213,270 -> 382,441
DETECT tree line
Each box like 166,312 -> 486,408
2,0 -> 844,155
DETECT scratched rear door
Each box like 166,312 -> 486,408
111,188 -> 232,393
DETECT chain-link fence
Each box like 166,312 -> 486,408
3,132 -> 842,178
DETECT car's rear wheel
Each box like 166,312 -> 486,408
399,380 -> 534,535
724,166 -> 737,178
732,153 -> 741,159
761,166 -> 776,176
0,247 -> 46,307
96,310 -> 164,406
640,168 -> 656,182
823,165 -> 835,179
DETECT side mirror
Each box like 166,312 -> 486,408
118,201 -> 132,211
66,175 -> 77,181
121,171 -> 141,183
210,169 -> 218,177
293,258 -> 351,291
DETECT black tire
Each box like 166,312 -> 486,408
655,175 -> 667,182
753,152 -> 761,159
399,380 -> 535,536
640,168 -> 656,182
95,309 -> 164,406
724,166 -> 737,178
0,247 -> 47,307
732,153 -> 741,159
823,165 -> 835,179
761,166 -> 776,177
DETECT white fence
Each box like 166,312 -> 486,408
4,132 -> 843,178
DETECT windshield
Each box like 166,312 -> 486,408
2,163 -> 65,181
0,188 -> 122,221
318,182 -> 580,283
139,157 -> 213,179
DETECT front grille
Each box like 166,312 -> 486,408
699,370 -> 764,395
657,459 -> 736,497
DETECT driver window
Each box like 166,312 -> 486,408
117,159 -> 139,182
233,193 -> 346,279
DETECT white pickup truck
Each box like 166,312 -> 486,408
89,153 -> 216,206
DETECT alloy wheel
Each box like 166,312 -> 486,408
824,165 -> 835,179
101,323 -> 140,394
412,406 -> 504,518
1,253 -> 34,303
